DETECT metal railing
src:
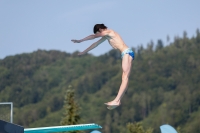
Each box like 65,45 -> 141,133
0,102 -> 13,123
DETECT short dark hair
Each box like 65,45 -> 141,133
93,24 -> 107,34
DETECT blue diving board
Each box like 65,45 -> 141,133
24,123 -> 102,133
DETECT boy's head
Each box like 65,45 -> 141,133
93,24 -> 107,34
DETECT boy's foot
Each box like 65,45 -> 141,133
104,101 -> 121,110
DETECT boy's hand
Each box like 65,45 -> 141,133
71,39 -> 82,43
78,52 -> 85,56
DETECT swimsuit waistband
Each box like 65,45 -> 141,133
121,48 -> 132,54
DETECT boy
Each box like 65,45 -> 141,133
71,24 -> 134,110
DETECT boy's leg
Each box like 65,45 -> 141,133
106,54 -> 132,109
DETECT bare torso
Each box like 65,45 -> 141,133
103,29 -> 129,53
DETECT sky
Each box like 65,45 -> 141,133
1,0 -> 200,59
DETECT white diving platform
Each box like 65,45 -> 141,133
24,123 -> 102,133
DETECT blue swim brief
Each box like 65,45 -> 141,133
121,48 -> 134,60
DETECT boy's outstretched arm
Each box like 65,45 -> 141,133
71,35 -> 96,43
78,37 -> 106,55
71,31 -> 109,43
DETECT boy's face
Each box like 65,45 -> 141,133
99,28 -> 103,32
95,28 -> 103,34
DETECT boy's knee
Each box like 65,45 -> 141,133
122,73 -> 129,80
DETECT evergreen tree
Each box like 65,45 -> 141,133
60,86 -> 83,133
196,29 -> 200,43
156,39 -> 163,51
167,35 -> 170,44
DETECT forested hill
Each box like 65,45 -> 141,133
0,30 -> 200,133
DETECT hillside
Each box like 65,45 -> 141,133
0,30 -> 200,133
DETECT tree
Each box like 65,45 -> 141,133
196,29 -> 200,43
167,35 -> 170,44
156,39 -> 163,51
176,126 -> 183,133
127,122 -> 153,133
60,86 -> 83,133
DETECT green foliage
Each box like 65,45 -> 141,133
0,30 -> 200,133
127,122 -> 153,133
177,126 -> 183,133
